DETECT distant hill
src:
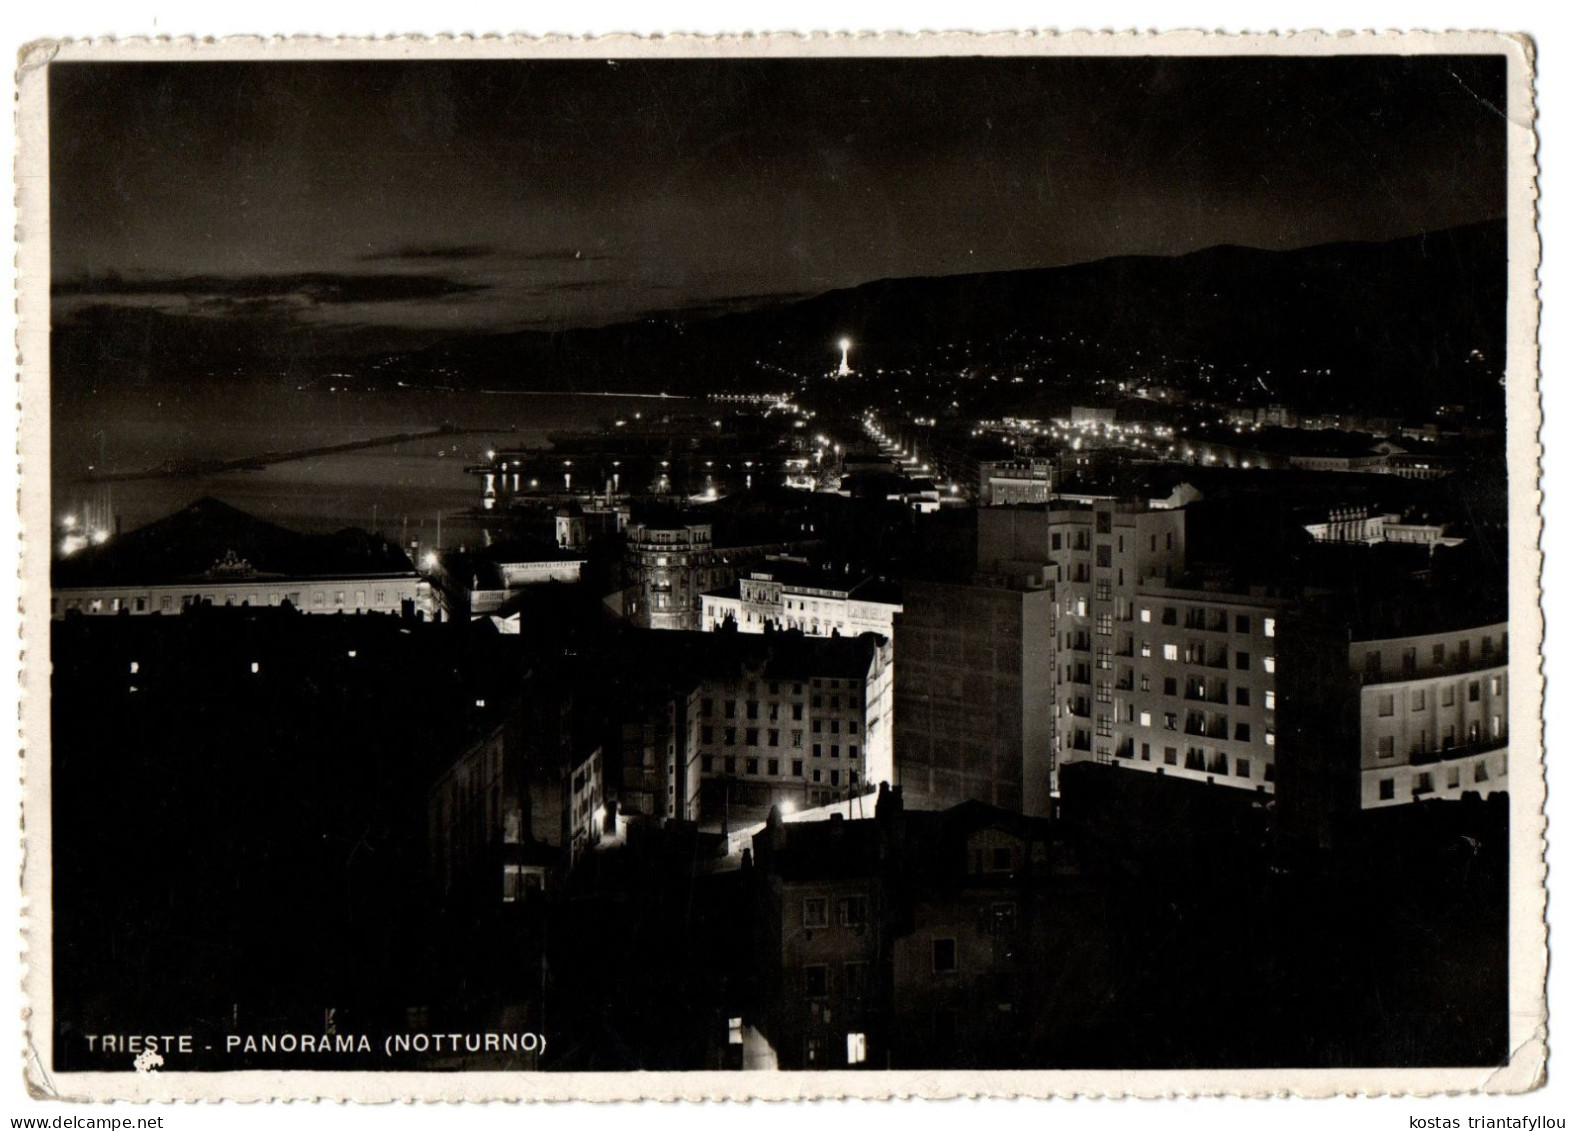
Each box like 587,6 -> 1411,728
54,222 -> 1505,415
383,221 -> 1505,412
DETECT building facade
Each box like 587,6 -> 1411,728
700,567 -> 903,640
892,578 -> 1055,817
692,632 -> 895,817
976,501 -> 1284,800
623,523 -> 728,631
1277,616 -> 1510,848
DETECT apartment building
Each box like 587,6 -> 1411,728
977,501 -> 1284,799
700,562 -> 903,640
1277,612 -> 1510,848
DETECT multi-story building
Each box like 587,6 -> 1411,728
691,631 -> 894,817
700,563 -> 903,640
977,501 -> 1285,800
978,458 -> 1055,506
892,577 -> 1055,817
428,679 -> 605,906
1277,613 -> 1510,848
747,787 -> 1107,1070
51,497 -> 432,620
623,522 -> 728,631
611,629 -> 895,825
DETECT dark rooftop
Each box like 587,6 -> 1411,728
53,497 -> 418,588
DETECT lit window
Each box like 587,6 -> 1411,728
1265,730 -> 1275,747
250,662 -> 260,674
1139,711 -> 1152,728
846,1033 -> 868,1065
1263,656 -> 1275,674
1163,644 -> 1178,662
728,1018 -> 744,1046
1264,618 -> 1276,638
1264,690 -> 1276,710
1140,608 -> 1152,623
128,661 -> 139,674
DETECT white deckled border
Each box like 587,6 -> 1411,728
13,29 -> 1544,1102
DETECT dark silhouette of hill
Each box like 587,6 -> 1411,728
385,221 -> 1505,412
53,222 -> 1505,415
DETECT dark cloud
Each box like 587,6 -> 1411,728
512,248 -> 616,263
357,244 -> 495,263
54,272 -> 488,305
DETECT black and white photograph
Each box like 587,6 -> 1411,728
16,31 -> 1544,1100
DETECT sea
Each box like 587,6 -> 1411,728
50,380 -> 690,552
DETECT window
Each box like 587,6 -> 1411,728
805,966 -> 829,997
1263,656 -> 1276,674
1379,778 -> 1395,801
1236,651 -> 1250,670
747,700 -> 759,719
1378,694 -> 1395,717
842,896 -> 869,927
746,758 -> 759,775
845,962 -> 869,1001
1433,643 -> 1447,665
792,730 -> 804,747
729,1017 -> 744,1046
813,743 -> 822,758
1235,614 -> 1250,633
725,701 -> 737,718
1442,685 -> 1456,707
746,728 -> 759,745
1475,760 -> 1490,783
792,760 -> 803,776
724,757 -> 736,774
724,727 -> 737,745
769,729 -> 780,747
1378,736 -> 1395,759
1264,618 -> 1276,638
1447,766 -> 1462,790
849,744 -> 860,759
1415,771 -> 1435,795
1264,690 -> 1276,710
1141,641 -> 1153,658
1163,644 -> 1179,662
768,759 -> 780,776
1096,545 -> 1112,568
1096,715 -> 1114,737
1235,758 -> 1250,777
702,698 -> 714,717
1491,676 -> 1504,696
804,899 -> 829,928
831,745 -> 841,759
1265,729 -> 1276,747
1139,711 -> 1152,728
1164,712 -> 1178,731
846,1033 -> 867,1065
1235,722 -> 1251,742
932,938 -> 957,973
1140,607 -> 1152,623
701,755 -> 714,773
1469,681 -> 1481,702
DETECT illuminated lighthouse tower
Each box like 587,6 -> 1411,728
836,337 -> 854,377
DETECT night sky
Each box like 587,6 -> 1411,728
51,55 -> 1507,349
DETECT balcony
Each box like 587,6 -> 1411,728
1407,737 -> 1506,767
